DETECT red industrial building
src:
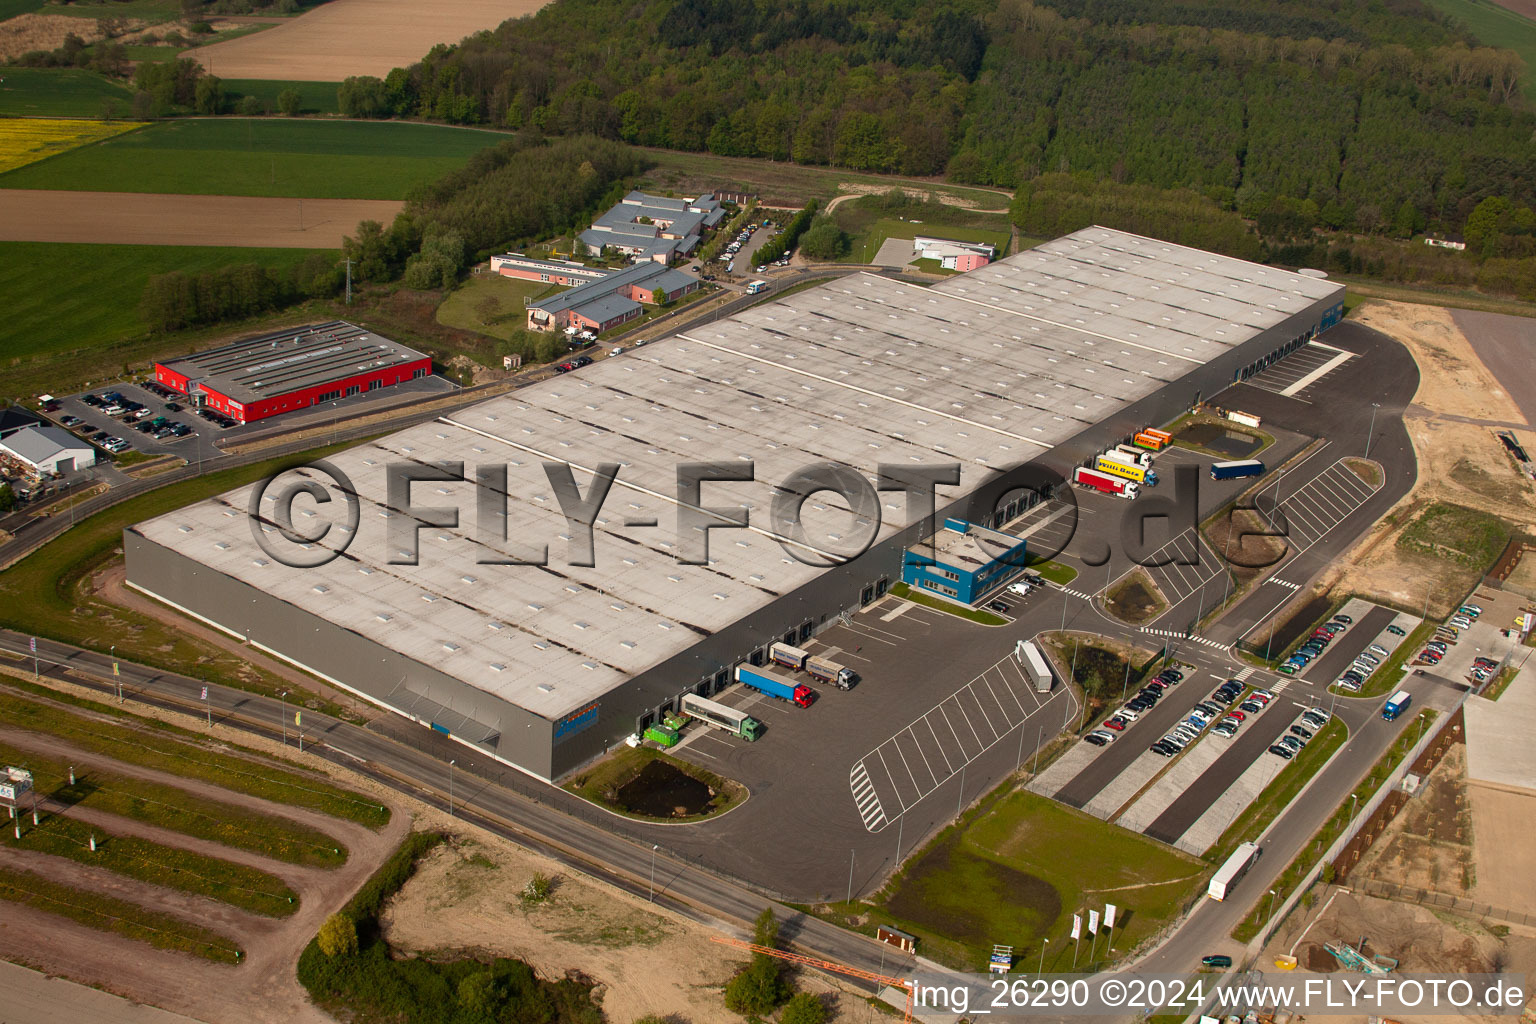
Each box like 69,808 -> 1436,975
154,321 -> 432,424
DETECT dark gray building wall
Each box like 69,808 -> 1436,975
127,283 -> 1344,782
122,529 -> 557,779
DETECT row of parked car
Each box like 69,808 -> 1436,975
1081,665 -> 1187,747
553,355 -> 594,374
1279,612 -> 1356,675
1150,680 -> 1277,757
1269,707 -> 1332,760
984,573 -> 1046,614
1414,603 -> 1481,669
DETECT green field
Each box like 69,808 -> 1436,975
1424,0 -> 1536,94
0,0 -> 44,18
827,194 -> 1014,265
0,68 -> 134,118
873,788 -> 1205,969
223,79 -> 343,116
0,241 -> 324,363
436,274 -> 564,343
0,686 -> 388,828
0,119 -> 508,199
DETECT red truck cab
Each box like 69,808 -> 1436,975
793,685 -> 814,707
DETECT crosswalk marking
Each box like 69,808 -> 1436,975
849,762 -> 887,831
1234,667 -> 1254,681
1136,625 -> 1229,650
1269,679 -> 1290,693
1058,587 -> 1095,601
1268,578 -> 1301,591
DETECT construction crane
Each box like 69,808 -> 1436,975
710,935 -> 914,1020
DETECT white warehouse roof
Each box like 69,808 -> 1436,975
131,227 -> 1339,719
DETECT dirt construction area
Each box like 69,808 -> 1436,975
188,0 -> 551,80
0,189 -> 402,248
1317,301 -> 1536,618
380,828 -> 857,1024
1261,888 -> 1536,982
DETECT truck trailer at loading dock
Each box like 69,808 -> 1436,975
735,665 -> 814,706
1096,451 -> 1158,485
680,693 -> 762,740
1073,466 -> 1139,499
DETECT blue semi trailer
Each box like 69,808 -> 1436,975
1210,459 -> 1265,481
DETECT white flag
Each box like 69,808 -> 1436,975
1088,910 -> 1100,935
1070,914 -> 1081,940
1105,904 -> 1118,929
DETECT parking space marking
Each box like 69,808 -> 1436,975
1246,459 -> 1382,609
1241,341 -> 1354,400
850,646 -> 1076,831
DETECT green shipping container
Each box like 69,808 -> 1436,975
644,724 -> 680,747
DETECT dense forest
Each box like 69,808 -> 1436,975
332,0 -> 1535,248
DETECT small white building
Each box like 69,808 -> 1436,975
912,236 -> 997,271
0,426 -> 96,476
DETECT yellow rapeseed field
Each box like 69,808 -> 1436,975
0,118 -> 145,176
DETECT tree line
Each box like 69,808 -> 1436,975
316,0 -> 1531,244
139,256 -> 344,333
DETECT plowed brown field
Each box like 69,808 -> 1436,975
188,0 -> 549,81
0,189 -> 401,248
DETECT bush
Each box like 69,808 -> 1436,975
798,216 -> 849,260
722,956 -> 790,1015
277,88 -> 301,116
317,913 -> 357,957
781,993 -> 829,1024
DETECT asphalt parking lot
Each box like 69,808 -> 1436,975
52,374 -> 458,465
54,382 -> 217,462
662,593 -> 1077,896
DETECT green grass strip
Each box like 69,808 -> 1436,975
5,813 -> 298,917
0,686 -> 387,829
1207,715 -> 1348,869
888,582 -> 1006,624
0,739 -> 346,868
1230,710 -> 1437,942
1332,620 -> 1436,699
0,867 -> 242,963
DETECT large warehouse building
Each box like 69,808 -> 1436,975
154,321 -> 432,424
125,227 -> 1344,781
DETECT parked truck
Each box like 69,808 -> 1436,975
1018,640 -> 1053,693
736,665 -> 814,707
1382,689 -> 1412,721
805,654 -> 855,689
1210,459 -> 1265,481
1111,444 -> 1152,467
680,693 -> 762,740
746,280 -> 768,295
769,642 -> 808,671
1073,466 -> 1140,499
1094,453 -> 1158,486
1133,430 -> 1168,451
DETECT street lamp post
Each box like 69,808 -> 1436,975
847,849 -> 855,906
649,844 -> 660,902
1265,888 -> 1277,925
448,759 -> 456,816
111,644 -> 119,702
1038,938 -> 1049,975
1364,402 -> 1382,460
280,691 -> 287,746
